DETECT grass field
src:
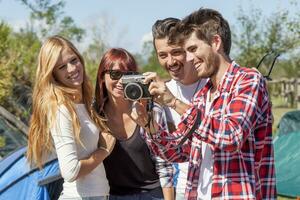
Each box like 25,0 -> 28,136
278,196 -> 296,200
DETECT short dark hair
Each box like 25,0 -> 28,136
181,8 -> 232,55
152,17 -> 180,48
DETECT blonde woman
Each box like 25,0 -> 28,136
27,35 -> 115,200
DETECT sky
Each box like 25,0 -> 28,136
0,0 -> 297,54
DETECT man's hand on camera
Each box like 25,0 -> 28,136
143,72 -> 190,115
143,72 -> 175,107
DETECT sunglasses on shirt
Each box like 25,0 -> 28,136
105,70 -> 138,80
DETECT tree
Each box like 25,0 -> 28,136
233,2 -> 300,78
0,22 -> 40,123
0,0 -> 86,123
83,25 -> 109,85
18,0 -> 85,41
140,41 -> 169,80
0,22 -> 13,104
82,14 -> 129,85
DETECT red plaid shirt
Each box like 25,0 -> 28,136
148,62 -> 276,199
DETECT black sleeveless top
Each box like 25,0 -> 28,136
103,126 -> 161,195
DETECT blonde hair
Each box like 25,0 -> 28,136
27,35 -> 104,168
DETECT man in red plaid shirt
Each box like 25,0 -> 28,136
142,8 -> 277,200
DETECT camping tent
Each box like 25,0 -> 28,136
0,146 -> 62,200
0,105 -> 63,199
274,110 -> 300,198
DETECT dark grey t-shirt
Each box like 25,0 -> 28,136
103,126 -> 162,195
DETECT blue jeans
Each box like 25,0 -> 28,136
109,187 -> 163,200
59,196 -> 108,200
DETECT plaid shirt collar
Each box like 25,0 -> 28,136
198,61 -> 238,97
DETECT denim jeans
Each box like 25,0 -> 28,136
109,187 -> 164,200
59,195 -> 108,200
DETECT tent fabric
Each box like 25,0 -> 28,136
0,146 -> 27,177
274,110 -> 300,198
0,146 -> 62,200
277,110 -> 300,136
0,117 -> 27,158
274,131 -> 300,197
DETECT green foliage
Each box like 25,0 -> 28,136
0,22 -> 13,103
83,31 -> 109,85
0,0 -> 87,123
0,24 -> 40,123
0,22 -> 11,57
10,29 -> 41,83
0,136 -> 5,148
0,63 -> 13,103
9,29 -> 40,120
274,57 -> 300,79
142,49 -> 169,79
232,8 -> 264,67
18,0 -> 85,42
140,41 -> 170,79
58,16 -> 85,42
233,3 -> 300,78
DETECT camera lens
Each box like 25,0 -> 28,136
124,83 -> 143,101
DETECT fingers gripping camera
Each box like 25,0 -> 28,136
121,74 -> 151,101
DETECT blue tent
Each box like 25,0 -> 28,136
274,110 -> 300,198
0,146 -> 62,200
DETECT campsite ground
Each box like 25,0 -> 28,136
279,196 -> 295,200
271,94 -> 298,133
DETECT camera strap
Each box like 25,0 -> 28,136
146,98 -> 154,112
144,98 -> 154,128
146,99 -> 201,148
175,108 -> 201,148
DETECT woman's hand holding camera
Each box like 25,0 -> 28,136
130,100 -> 149,128
130,100 -> 159,134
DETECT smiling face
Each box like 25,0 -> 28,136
52,48 -> 84,90
183,32 -> 219,80
155,37 -> 198,85
104,63 -> 125,99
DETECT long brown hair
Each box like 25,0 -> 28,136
27,35 -> 103,168
94,48 -> 137,119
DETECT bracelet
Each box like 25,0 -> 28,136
170,98 -> 178,109
99,146 -> 110,154
143,120 -> 151,128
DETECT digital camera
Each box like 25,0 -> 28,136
121,74 -> 151,101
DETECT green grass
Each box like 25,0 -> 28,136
278,196 -> 296,200
271,95 -> 297,135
